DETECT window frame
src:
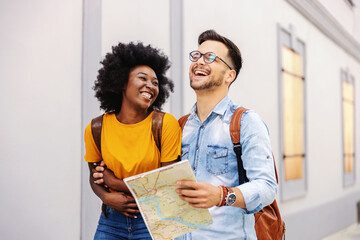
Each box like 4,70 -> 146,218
278,25 -> 307,201
341,70 -> 356,187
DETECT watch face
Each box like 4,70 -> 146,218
226,193 -> 236,206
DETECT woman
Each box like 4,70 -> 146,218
84,42 -> 182,239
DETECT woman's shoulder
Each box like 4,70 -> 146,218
157,112 -> 180,131
162,112 -> 178,124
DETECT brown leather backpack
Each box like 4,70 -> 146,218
91,109 -> 165,153
91,110 -> 165,217
178,107 -> 286,240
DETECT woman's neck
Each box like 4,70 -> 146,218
116,104 -> 150,124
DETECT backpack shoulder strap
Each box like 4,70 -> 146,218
178,114 -> 191,130
91,114 -> 104,154
230,107 -> 249,184
152,110 -> 165,152
231,107 -> 280,184
230,107 -> 248,144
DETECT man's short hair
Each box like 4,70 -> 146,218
198,30 -> 243,80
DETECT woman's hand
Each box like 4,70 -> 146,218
92,161 -> 131,194
92,161 -> 109,188
103,192 -> 140,218
92,161 -> 115,188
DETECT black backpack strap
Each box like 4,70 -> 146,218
230,107 -> 249,184
91,114 -> 104,153
152,110 -> 165,153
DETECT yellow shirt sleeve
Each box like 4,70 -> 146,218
160,113 -> 182,163
84,122 -> 102,163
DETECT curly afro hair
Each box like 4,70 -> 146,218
93,42 -> 173,113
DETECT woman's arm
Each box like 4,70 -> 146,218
88,163 -> 139,217
92,161 -> 131,194
160,159 -> 180,167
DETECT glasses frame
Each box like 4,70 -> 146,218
189,50 -> 232,70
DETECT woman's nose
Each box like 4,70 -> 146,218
145,79 -> 155,89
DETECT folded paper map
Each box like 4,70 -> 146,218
124,160 -> 213,240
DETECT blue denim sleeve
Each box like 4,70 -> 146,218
236,111 -> 278,214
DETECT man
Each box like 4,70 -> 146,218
175,30 -> 277,240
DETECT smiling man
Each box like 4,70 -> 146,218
176,30 -> 278,240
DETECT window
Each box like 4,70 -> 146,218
342,70 -> 355,186
278,25 -> 307,201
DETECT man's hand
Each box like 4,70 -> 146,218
176,180 -> 221,208
103,191 -> 140,218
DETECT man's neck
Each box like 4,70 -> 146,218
195,88 -> 228,123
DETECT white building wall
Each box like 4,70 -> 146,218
1,0 -> 359,239
0,0 -> 83,240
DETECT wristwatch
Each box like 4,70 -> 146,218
225,187 -> 236,206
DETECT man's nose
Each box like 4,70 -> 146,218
196,56 -> 206,66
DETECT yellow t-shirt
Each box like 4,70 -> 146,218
84,111 -> 182,179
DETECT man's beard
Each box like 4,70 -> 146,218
190,76 -> 222,90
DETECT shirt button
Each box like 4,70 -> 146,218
196,146 -> 199,151
200,125 -> 204,129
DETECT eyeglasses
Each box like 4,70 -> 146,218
189,50 -> 232,70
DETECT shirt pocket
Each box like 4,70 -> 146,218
206,145 -> 228,175
181,144 -> 190,160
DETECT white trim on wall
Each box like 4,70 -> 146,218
286,0 -> 360,62
170,0 -> 184,118
81,0 -> 103,239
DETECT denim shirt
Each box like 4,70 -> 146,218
176,96 -> 277,240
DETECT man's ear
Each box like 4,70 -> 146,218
225,69 -> 236,85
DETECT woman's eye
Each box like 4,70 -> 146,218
139,77 -> 146,81
152,81 -> 158,86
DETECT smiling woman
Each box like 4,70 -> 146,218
121,65 -> 159,118
83,42 -> 182,240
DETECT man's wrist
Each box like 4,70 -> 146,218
225,187 -> 236,206
217,185 -> 229,207
216,186 -> 223,207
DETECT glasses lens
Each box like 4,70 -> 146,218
190,51 -> 201,62
205,53 -> 216,63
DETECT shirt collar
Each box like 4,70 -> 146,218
190,95 -> 231,118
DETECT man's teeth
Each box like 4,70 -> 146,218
195,70 -> 207,76
141,93 -> 152,99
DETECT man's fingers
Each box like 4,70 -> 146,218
188,202 -> 208,209
176,188 -> 198,197
177,180 -> 197,189
179,195 -> 205,204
